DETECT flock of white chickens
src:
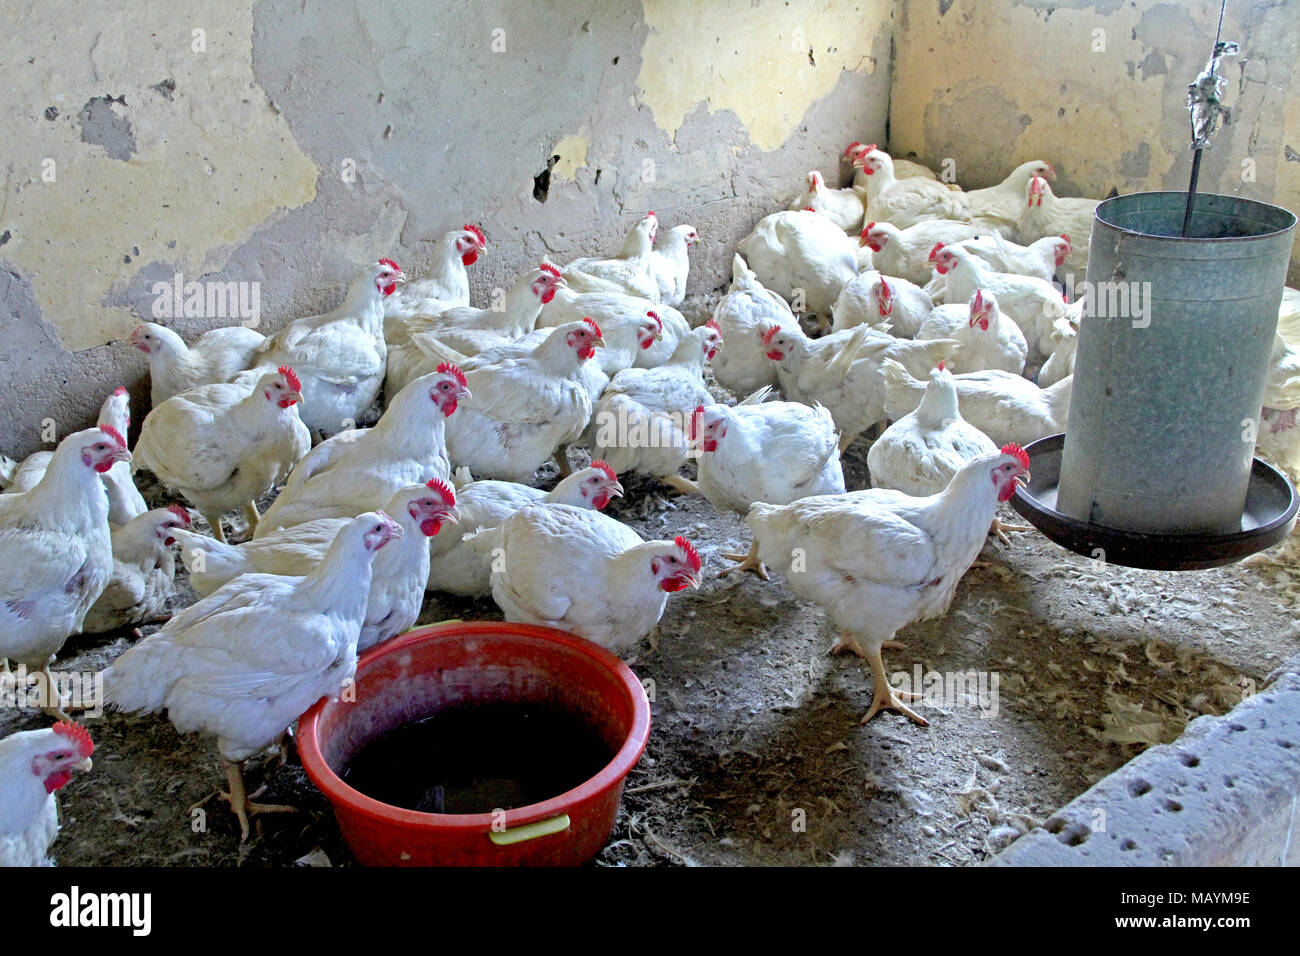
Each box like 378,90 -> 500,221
3,141 -> 1298,865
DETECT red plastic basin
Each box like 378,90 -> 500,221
298,621 -> 651,866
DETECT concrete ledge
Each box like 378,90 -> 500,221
990,654 -> 1300,866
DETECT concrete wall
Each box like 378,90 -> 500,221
4,0 -> 1299,458
0,0 -> 893,455
889,0 -> 1300,282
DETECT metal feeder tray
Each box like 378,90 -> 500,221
1011,434 -> 1298,571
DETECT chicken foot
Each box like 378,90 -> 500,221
989,516 -> 1032,546
219,758 -> 297,842
37,666 -> 82,721
718,540 -> 770,581
861,641 -> 928,726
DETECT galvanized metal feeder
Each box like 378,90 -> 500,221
1012,18 -> 1299,569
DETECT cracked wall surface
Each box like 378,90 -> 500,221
890,0 -> 1300,282
1,0 -> 1296,457
0,0 -> 893,453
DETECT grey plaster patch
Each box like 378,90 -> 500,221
77,94 -> 135,161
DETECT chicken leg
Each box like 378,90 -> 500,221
202,512 -> 228,545
242,501 -> 261,535
719,540 -> 770,581
660,473 -> 701,496
38,665 -> 78,721
554,446 -> 574,479
219,759 -> 297,843
861,640 -> 927,726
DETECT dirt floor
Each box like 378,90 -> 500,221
7,300 -> 1300,868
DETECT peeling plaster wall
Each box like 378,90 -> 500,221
889,0 -> 1300,282
0,0 -> 893,454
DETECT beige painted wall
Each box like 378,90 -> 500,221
890,0 -> 1300,282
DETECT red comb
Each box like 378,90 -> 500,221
689,405 -> 705,440
843,141 -> 861,156
464,224 -> 486,245
582,317 -> 602,337
113,386 -> 127,397
99,424 -> 126,449
937,361 -> 945,371
539,262 -> 562,277
1060,234 -> 1070,243
705,318 -> 721,333
167,503 -> 192,526
646,310 -> 662,330
1001,442 -> 1031,471
426,477 -> 455,504
802,206 -> 816,212
928,242 -> 944,261
379,257 -> 401,272
53,721 -> 94,758
863,144 -> 877,152
589,459 -> 617,482
436,362 -> 468,388
865,221 -> 877,231
646,211 -> 656,218
277,365 -> 302,392
675,535 -> 702,572
760,325 -> 780,345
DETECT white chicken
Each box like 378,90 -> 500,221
428,462 -> 623,597
475,503 -> 701,652
384,224 -> 485,329
562,212 -> 660,300
831,271 -> 933,338
745,445 -> 1030,724
1018,176 -> 1099,276
81,505 -> 190,634
256,364 -> 468,535
844,142 -> 940,187
589,323 -> 723,495
930,244 -> 1067,356
3,388 -> 147,528
964,160 -> 1057,238
710,254 -> 802,396
853,146 -> 971,229
649,223 -> 699,307
0,427 -> 127,717
175,480 -> 457,651
1037,301 -> 1083,388
104,510 -> 401,840
916,289 -> 1028,375
868,362 -> 998,495
387,266 -> 565,397
1257,333 -> 1300,479
132,367 -> 309,543
858,220 -> 987,286
255,259 -> 404,437
0,722 -> 94,866
536,267 -> 689,370
130,322 -> 265,407
761,323 -> 957,450
950,232 -> 1071,284
788,170 -> 866,233
736,209 -> 864,324
691,395 -> 845,578
442,319 -> 605,482
883,359 -> 1072,447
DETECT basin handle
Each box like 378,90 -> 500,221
488,813 -> 571,846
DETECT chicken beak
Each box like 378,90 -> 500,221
392,271 -> 407,285
457,386 -> 472,403
74,756 -> 92,774
441,507 -> 460,525
684,571 -> 702,590
388,524 -> 404,541
609,481 -> 625,498
112,448 -> 132,465
591,336 -> 606,349
285,390 -> 304,405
